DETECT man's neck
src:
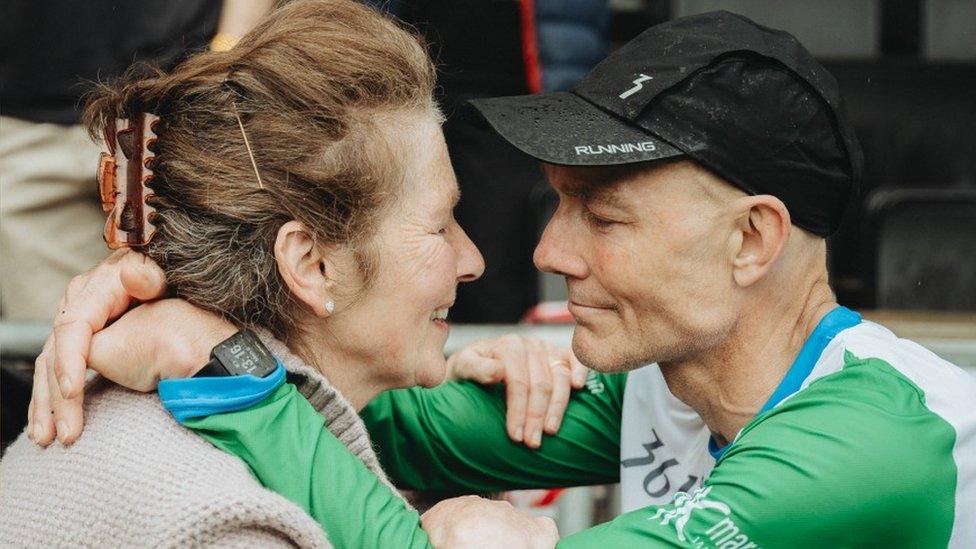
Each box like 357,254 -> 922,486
660,278 -> 837,446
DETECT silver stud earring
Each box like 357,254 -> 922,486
325,300 -> 335,314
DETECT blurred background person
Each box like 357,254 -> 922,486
0,0 -> 611,326
0,0 -> 274,322
0,0 -> 273,448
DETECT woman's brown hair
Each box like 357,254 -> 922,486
83,0 -> 437,340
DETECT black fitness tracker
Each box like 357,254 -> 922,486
193,329 -> 278,378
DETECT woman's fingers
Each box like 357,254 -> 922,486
521,339 -> 553,449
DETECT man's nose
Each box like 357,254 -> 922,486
534,209 -> 587,280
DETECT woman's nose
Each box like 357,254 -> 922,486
455,225 -> 485,282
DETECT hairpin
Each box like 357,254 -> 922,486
97,112 -> 160,249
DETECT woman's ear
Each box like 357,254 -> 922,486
274,221 -> 336,317
730,195 -> 791,288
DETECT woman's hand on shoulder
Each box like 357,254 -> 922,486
447,335 -> 588,449
27,250 -> 234,447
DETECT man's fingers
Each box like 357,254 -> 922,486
51,392 -> 84,446
535,516 -> 559,537
451,352 -> 505,385
119,252 -> 166,301
498,339 -> 529,443
532,516 -> 560,548
470,358 -> 505,384
522,341 -> 553,449
52,252 -> 158,399
569,353 -> 589,389
47,336 -> 84,445
44,332 -> 84,445
51,318 -> 93,400
32,375 -> 56,446
43,350 -> 69,446
544,364 -> 572,435
30,345 -> 55,446
26,394 -> 34,441
27,335 -> 51,440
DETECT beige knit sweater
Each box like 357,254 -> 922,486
0,330 -> 401,548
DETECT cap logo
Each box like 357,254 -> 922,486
574,141 -> 657,156
619,74 -> 653,99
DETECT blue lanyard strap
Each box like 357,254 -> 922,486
708,306 -> 862,460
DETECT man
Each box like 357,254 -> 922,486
30,11 -> 976,547
369,12 -> 976,546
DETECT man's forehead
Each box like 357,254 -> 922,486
544,159 -> 738,207
544,161 -> 672,205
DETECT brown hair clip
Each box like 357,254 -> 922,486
97,113 -> 160,249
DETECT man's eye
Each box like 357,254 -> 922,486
584,209 -> 616,229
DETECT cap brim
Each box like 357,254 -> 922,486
467,91 -> 682,166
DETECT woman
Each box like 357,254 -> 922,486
0,1 -> 576,546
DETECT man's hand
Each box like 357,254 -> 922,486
27,250 -> 235,446
421,495 -> 559,549
447,335 -> 588,449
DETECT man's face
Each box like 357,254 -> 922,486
534,160 -> 744,372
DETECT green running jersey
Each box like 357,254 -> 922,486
186,307 -> 976,547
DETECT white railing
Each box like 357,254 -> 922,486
4,321 -> 976,371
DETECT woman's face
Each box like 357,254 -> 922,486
324,113 -> 484,390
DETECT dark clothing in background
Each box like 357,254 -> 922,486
0,0 -> 220,449
1,0 -> 608,323
400,0 -> 530,102
0,0 -> 219,124
396,0 -> 608,322
398,0 -> 540,323
536,0 -> 610,93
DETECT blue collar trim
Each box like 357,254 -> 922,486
708,306 -> 862,461
158,359 -> 286,423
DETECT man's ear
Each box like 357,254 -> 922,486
274,221 -> 336,317
730,195 -> 791,287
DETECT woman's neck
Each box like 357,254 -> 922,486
291,332 -> 391,411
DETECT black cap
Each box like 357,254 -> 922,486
468,10 -> 863,237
